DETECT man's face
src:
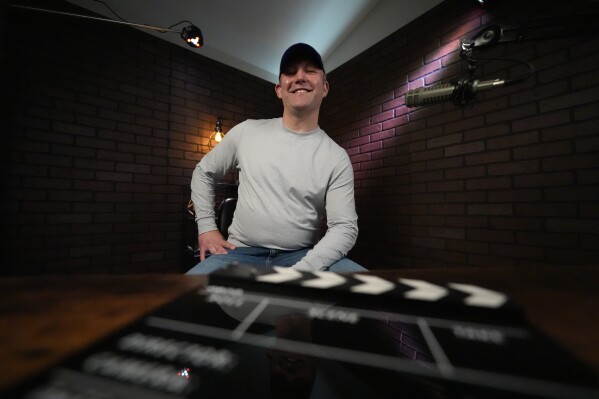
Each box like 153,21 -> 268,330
275,61 -> 329,115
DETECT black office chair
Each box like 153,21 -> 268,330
216,197 -> 237,239
186,197 -> 237,259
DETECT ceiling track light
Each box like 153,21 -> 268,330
9,4 -> 204,49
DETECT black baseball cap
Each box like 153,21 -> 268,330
279,43 -> 325,77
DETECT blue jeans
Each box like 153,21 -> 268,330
186,246 -> 367,275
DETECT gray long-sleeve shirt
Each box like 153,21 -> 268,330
191,118 -> 358,271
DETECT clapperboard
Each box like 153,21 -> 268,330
7,264 -> 598,399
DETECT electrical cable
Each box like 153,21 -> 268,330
91,0 -> 126,22
89,0 -> 197,35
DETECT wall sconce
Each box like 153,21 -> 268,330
209,118 -> 225,148
9,4 -> 204,49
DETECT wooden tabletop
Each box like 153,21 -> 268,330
0,266 -> 597,392
0,274 -> 206,391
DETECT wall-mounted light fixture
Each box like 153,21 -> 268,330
181,25 -> 203,48
209,118 -> 225,148
9,4 -> 204,49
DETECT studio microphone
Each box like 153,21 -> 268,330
405,78 -> 507,107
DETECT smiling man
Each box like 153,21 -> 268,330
187,43 -> 366,274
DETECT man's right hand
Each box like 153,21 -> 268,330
198,230 -> 237,261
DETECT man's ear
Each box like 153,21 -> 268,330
322,80 -> 330,98
275,83 -> 282,99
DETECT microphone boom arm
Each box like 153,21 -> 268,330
463,11 -> 599,53
406,11 -> 599,108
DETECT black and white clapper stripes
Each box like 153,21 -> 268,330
210,264 -> 510,310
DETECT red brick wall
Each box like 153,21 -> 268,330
3,2 -> 280,274
322,0 -> 599,269
4,1 -> 598,275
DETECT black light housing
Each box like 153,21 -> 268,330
181,25 -> 203,48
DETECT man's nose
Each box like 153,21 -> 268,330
293,68 -> 307,81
